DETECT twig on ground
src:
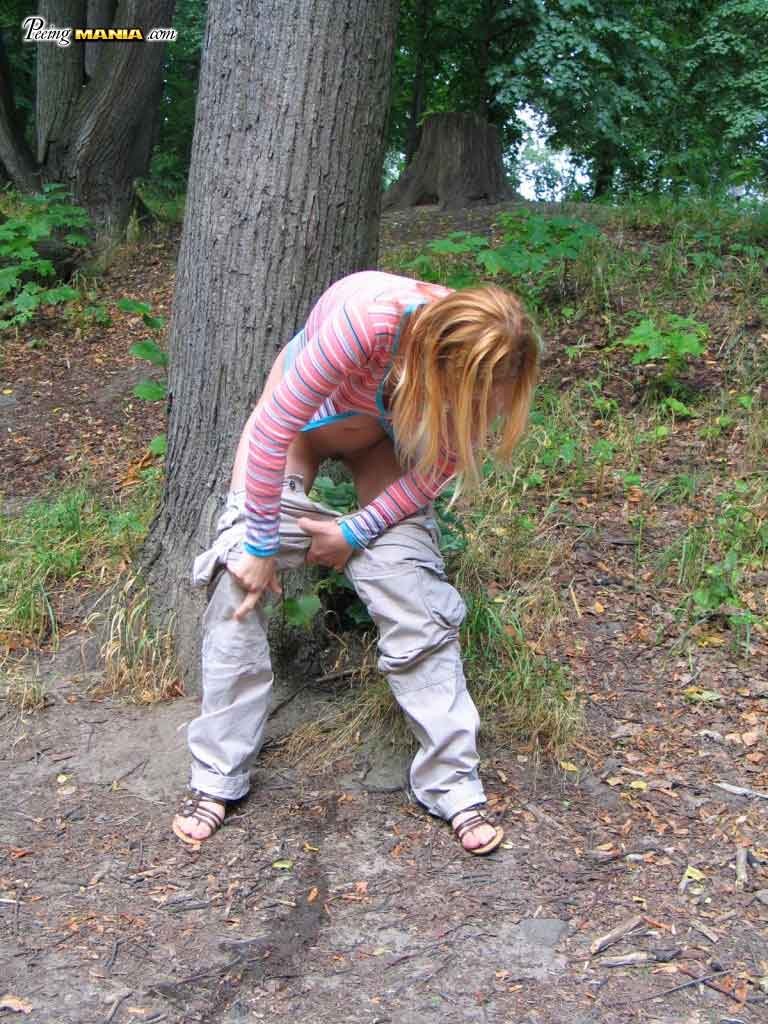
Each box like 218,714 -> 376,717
599,948 -> 681,968
590,914 -> 644,955
677,965 -> 748,1005
109,758 -> 149,786
103,991 -> 132,1024
634,969 -> 732,1002
735,846 -> 749,889
714,782 -> 768,800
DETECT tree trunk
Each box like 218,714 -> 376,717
383,111 -> 512,211
0,0 -> 174,239
142,0 -> 399,690
403,0 -> 434,163
0,32 -> 39,190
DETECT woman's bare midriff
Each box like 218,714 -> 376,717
229,347 -> 405,508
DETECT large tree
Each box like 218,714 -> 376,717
143,0 -> 400,687
0,0 -> 175,237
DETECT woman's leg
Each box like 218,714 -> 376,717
174,471 -> 329,841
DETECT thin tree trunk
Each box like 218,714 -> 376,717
36,1 -> 86,170
64,0 -> 175,235
143,0 -> 399,689
0,33 -> 39,190
404,0 -> 434,163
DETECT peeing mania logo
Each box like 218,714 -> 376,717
22,16 -> 177,46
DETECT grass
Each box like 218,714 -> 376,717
0,474 -> 160,648
2,671 -> 49,714
88,573 -> 182,705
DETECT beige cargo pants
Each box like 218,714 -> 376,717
187,475 -> 486,821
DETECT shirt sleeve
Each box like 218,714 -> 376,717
244,301 -> 375,556
338,454 -> 457,549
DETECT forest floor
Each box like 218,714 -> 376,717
1,202 -> 767,1024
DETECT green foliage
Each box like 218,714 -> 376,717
120,298 -> 168,454
0,185 -> 90,331
0,480 -> 160,644
619,315 -> 708,387
405,210 -> 598,307
309,476 -> 357,513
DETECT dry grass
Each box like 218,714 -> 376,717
87,573 -> 183,705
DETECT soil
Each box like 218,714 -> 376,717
1,206 -> 767,1023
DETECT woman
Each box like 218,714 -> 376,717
172,270 -> 539,855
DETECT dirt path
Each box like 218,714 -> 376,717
2,634 -> 766,1024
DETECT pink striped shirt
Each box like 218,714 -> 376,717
244,271 -> 455,555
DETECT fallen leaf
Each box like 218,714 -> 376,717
271,859 -> 293,870
560,761 -> 579,772
593,600 -> 605,614
307,887 -> 319,903
742,730 -> 761,747
303,842 -> 320,853
684,687 -> 722,703
629,780 -> 648,791
354,881 -> 368,896
682,865 -> 706,882
0,994 -> 33,1014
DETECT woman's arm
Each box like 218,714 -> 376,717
244,301 -> 375,556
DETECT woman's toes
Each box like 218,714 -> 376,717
173,799 -> 225,840
452,809 -> 498,850
462,823 -> 497,850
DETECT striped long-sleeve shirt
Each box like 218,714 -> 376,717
244,271 -> 456,556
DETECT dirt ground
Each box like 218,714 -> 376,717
1,206 -> 767,1022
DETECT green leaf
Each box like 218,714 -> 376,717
271,859 -> 294,870
282,594 -> 322,628
130,339 -> 168,366
149,433 -> 167,455
133,380 -> 167,402
118,298 -> 152,315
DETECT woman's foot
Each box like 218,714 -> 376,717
172,789 -> 227,845
451,806 -> 504,855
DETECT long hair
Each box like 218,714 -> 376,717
390,285 -> 540,490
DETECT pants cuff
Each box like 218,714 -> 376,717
421,776 -> 487,821
189,761 -> 250,802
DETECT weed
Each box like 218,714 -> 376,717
3,673 -> 49,713
90,573 -> 182,704
619,314 -> 708,394
0,184 -> 90,333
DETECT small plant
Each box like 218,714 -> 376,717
120,297 -> 168,455
402,210 -> 599,307
0,184 -> 90,331
620,314 -> 708,392
3,673 -> 49,713
92,574 -> 182,704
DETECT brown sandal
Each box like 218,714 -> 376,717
453,805 -> 504,856
172,789 -> 227,846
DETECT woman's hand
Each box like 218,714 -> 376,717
297,518 -> 354,570
228,553 -> 282,621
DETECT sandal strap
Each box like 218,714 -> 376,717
455,812 -> 490,840
179,789 -> 226,823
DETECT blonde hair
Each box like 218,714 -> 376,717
390,285 -> 539,489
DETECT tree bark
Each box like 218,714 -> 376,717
0,32 -> 39,190
142,0 -> 399,690
383,111 -> 512,210
404,0 -> 434,163
84,0 -> 118,80
0,0 -> 174,238
63,0 -> 176,236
